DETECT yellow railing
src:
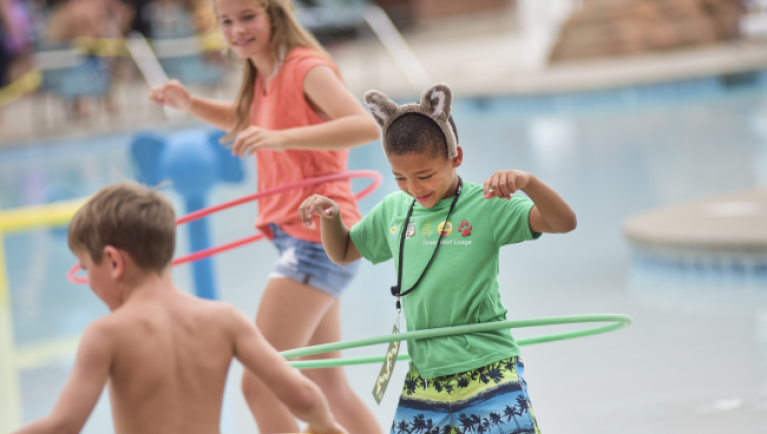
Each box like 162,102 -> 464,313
0,198 -> 86,233
0,70 -> 43,107
0,198 -> 85,432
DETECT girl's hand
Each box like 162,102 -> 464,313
299,195 -> 340,226
148,79 -> 192,112
483,170 -> 532,200
231,126 -> 286,157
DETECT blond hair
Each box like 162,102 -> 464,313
223,0 -> 333,141
68,184 -> 177,273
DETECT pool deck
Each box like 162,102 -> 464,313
337,32 -> 767,98
625,189 -> 767,253
2,11 -> 767,147
460,42 -> 767,96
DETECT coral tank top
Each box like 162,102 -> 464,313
250,46 -> 361,243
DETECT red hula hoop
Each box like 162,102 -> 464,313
67,170 -> 383,284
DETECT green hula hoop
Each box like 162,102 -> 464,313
283,314 -> 632,369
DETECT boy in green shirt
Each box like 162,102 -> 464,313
298,84 -> 576,434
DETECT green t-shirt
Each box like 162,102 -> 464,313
350,181 -> 540,378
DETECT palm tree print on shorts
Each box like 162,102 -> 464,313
390,357 -> 541,434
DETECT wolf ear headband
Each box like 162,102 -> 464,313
364,83 -> 458,159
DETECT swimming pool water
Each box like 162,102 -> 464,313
2,85 -> 767,433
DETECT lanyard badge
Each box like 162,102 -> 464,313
371,310 -> 401,405
371,177 -> 463,404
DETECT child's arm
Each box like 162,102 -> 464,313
298,195 -> 362,266
484,170 -> 577,234
148,79 -> 236,131
12,322 -> 113,434
228,306 -> 347,434
230,66 -> 380,156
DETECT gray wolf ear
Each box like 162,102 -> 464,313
420,83 -> 453,121
364,90 -> 399,128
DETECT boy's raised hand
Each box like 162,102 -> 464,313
148,79 -> 192,112
483,170 -> 532,200
299,195 -> 340,226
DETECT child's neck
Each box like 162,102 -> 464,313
250,52 -> 279,86
119,269 -> 178,306
441,174 -> 460,199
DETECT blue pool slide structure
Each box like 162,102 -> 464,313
131,129 -> 244,300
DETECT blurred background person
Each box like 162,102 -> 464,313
0,0 -> 14,88
124,0 -> 153,37
0,0 -> 33,86
45,0 -> 133,42
44,0 -> 133,117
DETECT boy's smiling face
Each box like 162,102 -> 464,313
388,145 -> 463,208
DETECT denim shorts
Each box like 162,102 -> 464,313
268,223 -> 360,298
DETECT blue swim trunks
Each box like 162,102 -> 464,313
268,223 -> 360,298
391,357 -> 541,434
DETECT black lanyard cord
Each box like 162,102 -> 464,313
391,177 -> 463,310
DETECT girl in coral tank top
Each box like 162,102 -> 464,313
149,1 -> 381,432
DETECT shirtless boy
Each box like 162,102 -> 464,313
12,183 -> 347,434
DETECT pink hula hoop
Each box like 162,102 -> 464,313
67,170 -> 384,284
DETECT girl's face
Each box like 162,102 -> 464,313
216,0 -> 272,59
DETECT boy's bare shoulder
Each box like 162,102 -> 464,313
100,291 -> 251,347
85,307 -> 139,348
184,298 -> 258,347
78,314 -> 120,354
188,296 -> 249,329
173,291 -> 243,318
87,310 -> 125,336
160,291 -> 252,334
199,298 -> 252,332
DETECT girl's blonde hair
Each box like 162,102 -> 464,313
223,0 -> 333,141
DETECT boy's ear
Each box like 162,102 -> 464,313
420,83 -> 453,121
451,145 -> 463,167
364,90 -> 399,128
103,246 -> 126,280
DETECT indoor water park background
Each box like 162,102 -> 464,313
2,0 -> 767,433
